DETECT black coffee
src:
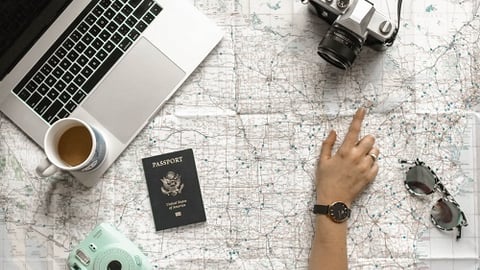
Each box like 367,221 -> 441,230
57,126 -> 92,166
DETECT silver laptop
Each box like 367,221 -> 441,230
0,0 -> 223,186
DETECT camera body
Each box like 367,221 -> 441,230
67,223 -> 151,270
305,0 -> 398,69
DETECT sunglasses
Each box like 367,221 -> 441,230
400,159 -> 468,239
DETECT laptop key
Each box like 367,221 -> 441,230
129,0 -> 142,8
58,109 -> 70,119
53,67 -> 64,78
92,38 -> 104,50
68,50 -> 80,62
18,89 -> 32,101
66,83 -> 79,95
89,25 -> 101,36
78,22 -> 89,32
112,1 -> 124,11
100,30 -> 111,41
143,13 -> 155,24
63,71 -> 74,83
125,17 -> 137,28
43,100 -> 63,123
85,14 -> 96,25
114,13 -> 126,25
92,6 -> 104,17
74,42 -> 87,54
27,92 -> 42,107
107,21 -> 119,33
40,64 -> 53,75
104,41 -> 115,52
127,29 -> 140,41
118,24 -> 129,35
88,58 -> 101,69
96,49 -> 108,61
26,81 -> 38,92
48,55 -> 60,67
151,3 -> 162,15
34,97 -> 51,115
119,38 -> 132,51
104,8 -> 115,19
63,38 -> 75,50
59,92 -> 71,103
96,16 -> 108,28
38,83 -> 49,95
135,21 -> 147,32
82,33 -> 94,45
47,89 -> 59,100
112,33 -> 123,44
85,47 -> 96,58
33,73 -> 45,84
55,47 -> 67,59
133,0 -> 153,18
54,80 -> 67,91
45,75 -> 57,87
74,75 -> 86,86
60,59 -> 72,70
65,100 -> 78,112
99,0 -> 113,9
71,30 -> 82,42
73,91 -> 87,104
81,66 -> 93,78
78,55 -> 89,66
70,63 -> 82,74
121,5 -> 133,16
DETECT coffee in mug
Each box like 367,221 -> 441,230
58,125 -> 93,166
36,118 -> 106,177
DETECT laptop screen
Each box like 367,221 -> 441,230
0,0 -> 72,80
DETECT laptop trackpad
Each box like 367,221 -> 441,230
82,38 -> 185,143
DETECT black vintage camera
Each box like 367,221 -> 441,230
304,0 -> 400,69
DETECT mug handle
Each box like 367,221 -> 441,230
36,158 -> 59,177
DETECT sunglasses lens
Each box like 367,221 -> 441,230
405,165 -> 435,195
431,199 -> 462,230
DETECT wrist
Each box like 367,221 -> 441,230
313,202 -> 351,223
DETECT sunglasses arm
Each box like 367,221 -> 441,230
456,225 -> 462,240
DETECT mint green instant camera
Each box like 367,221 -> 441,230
67,223 -> 152,270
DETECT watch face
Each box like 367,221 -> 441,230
328,202 -> 350,222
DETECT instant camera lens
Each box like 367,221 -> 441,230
317,24 -> 364,69
107,260 -> 122,270
431,199 -> 461,230
405,165 -> 436,195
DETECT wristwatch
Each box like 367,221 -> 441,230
313,202 -> 351,223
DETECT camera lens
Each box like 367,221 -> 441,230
107,260 -> 122,270
317,24 -> 364,69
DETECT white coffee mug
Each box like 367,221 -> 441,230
36,118 -> 106,177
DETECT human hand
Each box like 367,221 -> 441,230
315,108 -> 379,207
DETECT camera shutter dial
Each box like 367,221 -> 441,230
379,21 -> 393,34
337,0 -> 350,10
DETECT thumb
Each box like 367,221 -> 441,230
319,130 -> 336,161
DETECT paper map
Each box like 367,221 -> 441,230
1,0 -> 480,269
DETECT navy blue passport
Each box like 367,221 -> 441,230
142,149 -> 206,231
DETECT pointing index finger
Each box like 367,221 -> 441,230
341,108 -> 366,149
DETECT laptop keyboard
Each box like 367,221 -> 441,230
12,0 -> 163,124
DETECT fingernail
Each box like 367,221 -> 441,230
359,107 -> 367,115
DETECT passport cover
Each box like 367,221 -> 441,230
142,149 -> 206,230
